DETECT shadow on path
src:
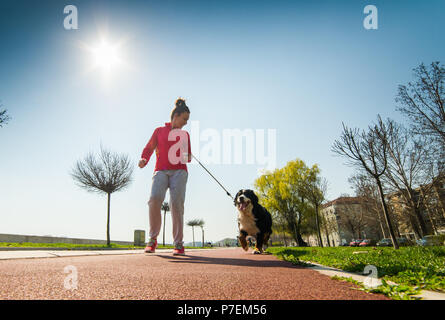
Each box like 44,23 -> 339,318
156,253 -> 303,269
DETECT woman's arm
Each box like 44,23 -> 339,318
139,128 -> 158,168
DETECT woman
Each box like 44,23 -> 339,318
138,98 -> 191,255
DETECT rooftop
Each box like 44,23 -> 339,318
322,196 -> 367,208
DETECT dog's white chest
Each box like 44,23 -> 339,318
238,210 -> 260,236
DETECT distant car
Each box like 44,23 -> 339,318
349,239 -> 363,247
359,239 -> 376,247
377,238 -> 414,247
376,238 -> 392,247
416,235 -> 445,246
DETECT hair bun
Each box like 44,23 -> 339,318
175,98 -> 186,108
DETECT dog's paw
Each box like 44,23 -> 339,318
252,248 -> 262,254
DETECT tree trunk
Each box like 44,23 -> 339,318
106,192 -> 111,246
376,179 -> 399,249
419,186 -> 438,235
323,221 -> 331,247
201,227 -> 204,247
315,204 -> 323,247
282,230 -> 287,247
192,226 -> 195,247
295,222 -> 308,247
433,181 -> 445,219
163,210 -> 166,246
375,201 -> 387,238
408,190 -> 428,237
408,210 -> 422,239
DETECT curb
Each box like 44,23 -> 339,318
302,260 -> 445,301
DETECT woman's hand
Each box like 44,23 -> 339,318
138,158 -> 148,168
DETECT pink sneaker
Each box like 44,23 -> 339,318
144,238 -> 157,253
173,243 -> 185,255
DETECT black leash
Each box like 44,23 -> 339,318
191,153 -> 234,200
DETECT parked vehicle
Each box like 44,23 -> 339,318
377,238 -> 392,247
416,234 -> 445,246
359,239 -> 376,247
349,239 -> 363,247
377,238 -> 414,247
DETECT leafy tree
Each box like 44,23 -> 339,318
271,212 -> 291,246
255,159 -> 313,247
196,219 -> 205,247
304,171 -> 328,247
186,219 -> 201,247
71,146 -> 133,246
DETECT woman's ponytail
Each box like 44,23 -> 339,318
171,98 -> 190,121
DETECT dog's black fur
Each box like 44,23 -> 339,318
234,189 -> 272,254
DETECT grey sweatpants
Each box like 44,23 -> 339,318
148,169 -> 188,246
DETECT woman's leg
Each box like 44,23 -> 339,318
148,170 -> 169,241
169,169 -> 188,247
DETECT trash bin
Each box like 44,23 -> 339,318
134,230 -> 145,246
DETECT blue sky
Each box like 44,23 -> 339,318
0,0 -> 444,243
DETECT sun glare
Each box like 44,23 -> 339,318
78,33 -> 130,87
91,39 -> 121,72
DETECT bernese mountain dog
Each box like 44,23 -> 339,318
234,189 -> 272,254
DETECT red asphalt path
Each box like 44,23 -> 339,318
0,248 -> 388,300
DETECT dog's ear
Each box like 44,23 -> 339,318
246,189 -> 259,204
234,190 -> 241,206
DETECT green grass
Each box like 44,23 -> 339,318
330,275 -> 422,300
0,242 -> 214,250
267,246 -> 445,293
0,242 -> 144,249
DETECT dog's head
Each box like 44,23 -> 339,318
234,189 -> 259,212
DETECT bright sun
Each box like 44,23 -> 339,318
78,34 -> 129,85
91,39 -> 121,72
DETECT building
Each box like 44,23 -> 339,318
386,175 -> 445,240
307,197 -> 384,247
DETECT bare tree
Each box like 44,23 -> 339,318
349,172 -> 388,239
382,119 -> 431,237
319,208 -> 340,246
71,146 -> 134,246
0,102 -> 11,128
396,62 -> 445,147
337,203 -> 369,239
332,116 -> 399,249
